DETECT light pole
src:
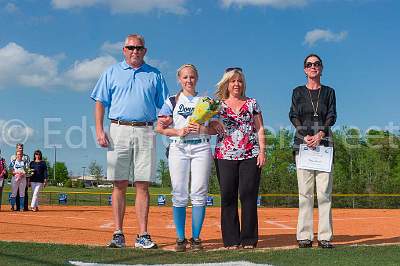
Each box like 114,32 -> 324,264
53,145 -> 57,182
82,166 -> 86,184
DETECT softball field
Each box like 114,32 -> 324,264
1,206 -> 399,250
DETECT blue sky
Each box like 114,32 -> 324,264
0,0 -> 399,176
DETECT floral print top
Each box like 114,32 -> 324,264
214,98 -> 261,160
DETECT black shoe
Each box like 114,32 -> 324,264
175,238 -> 187,252
298,239 -> 313,248
189,238 -> 203,251
318,240 -> 334,249
107,233 -> 126,248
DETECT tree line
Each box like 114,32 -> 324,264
158,127 -> 400,196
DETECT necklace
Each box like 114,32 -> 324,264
306,86 -> 321,117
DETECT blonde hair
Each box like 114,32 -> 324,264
124,34 -> 145,46
175,64 -> 199,99
176,64 -> 199,79
215,69 -> 246,100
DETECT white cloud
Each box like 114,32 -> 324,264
220,0 -> 308,8
0,119 -> 34,146
0,42 -> 168,91
63,55 -> 117,91
51,0 -> 188,15
0,42 -> 115,91
4,2 -> 18,13
144,57 -> 169,73
100,41 -> 124,55
51,0 -> 101,9
0,42 -> 59,89
303,29 -> 348,46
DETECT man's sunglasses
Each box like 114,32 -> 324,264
225,67 -> 243,73
305,61 -> 322,68
124,45 -> 145,51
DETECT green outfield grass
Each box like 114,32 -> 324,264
1,184 -> 172,193
0,185 -> 174,206
0,241 -> 399,266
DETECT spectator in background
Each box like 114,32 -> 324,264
10,143 -> 30,211
29,150 -> 48,212
9,150 -> 29,211
0,149 -> 7,211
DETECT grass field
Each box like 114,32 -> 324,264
1,241 -> 400,266
0,184 -> 172,193
0,185 -> 174,206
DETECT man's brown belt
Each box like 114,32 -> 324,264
110,119 -> 153,127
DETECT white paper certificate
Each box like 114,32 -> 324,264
298,144 -> 333,172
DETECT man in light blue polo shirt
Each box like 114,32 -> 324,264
91,34 -> 168,249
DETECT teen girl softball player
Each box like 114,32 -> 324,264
9,150 -> 29,211
156,64 -> 212,252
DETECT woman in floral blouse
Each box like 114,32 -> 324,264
211,67 -> 266,249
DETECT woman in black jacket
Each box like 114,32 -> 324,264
289,54 -> 337,249
29,150 -> 48,212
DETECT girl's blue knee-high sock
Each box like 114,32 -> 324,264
173,206 -> 186,240
19,196 -> 25,210
192,206 -> 206,239
10,197 -> 16,209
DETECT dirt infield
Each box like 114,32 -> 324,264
1,206 -> 399,250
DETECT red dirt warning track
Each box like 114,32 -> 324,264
1,206 -> 399,250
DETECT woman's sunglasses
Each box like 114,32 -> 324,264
225,67 -> 243,73
305,61 -> 322,68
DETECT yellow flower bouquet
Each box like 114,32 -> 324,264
25,168 -> 34,177
188,97 -> 220,124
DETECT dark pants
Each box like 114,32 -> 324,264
15,185 -> 29,211
215,158 -> 261,247
0,185 -> 3,210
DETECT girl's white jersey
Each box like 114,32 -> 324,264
159,93 -> 210,142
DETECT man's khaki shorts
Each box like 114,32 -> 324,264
107,123 -> 156,182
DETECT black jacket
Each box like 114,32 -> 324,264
289,85 -> 337,152
29,161 -> 48,183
